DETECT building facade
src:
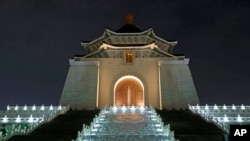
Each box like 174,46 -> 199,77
59,21 -> 199,110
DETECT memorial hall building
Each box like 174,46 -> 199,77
59,16 -> 199,110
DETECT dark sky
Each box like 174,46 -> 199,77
1,0 -> 250,109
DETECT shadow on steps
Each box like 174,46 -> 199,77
156,109 -> 226,141
8,109 -> 100,141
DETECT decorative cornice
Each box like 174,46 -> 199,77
81,28 -> 178,54
69,59 -> 99,66
82,43 -> 183,58
105,28 -> 153,36
158,59 -> 190,65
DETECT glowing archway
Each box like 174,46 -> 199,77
114,75 -> 144,106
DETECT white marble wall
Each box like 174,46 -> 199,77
97,57 -> 159,109
159,59 -> 200,109
59,60 -> 98,110
60,57 -> 199,110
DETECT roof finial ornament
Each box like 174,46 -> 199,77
125,14 -> 134,25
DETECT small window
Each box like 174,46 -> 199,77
125,51 -> 133,63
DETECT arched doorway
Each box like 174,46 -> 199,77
114,76 -> 144,106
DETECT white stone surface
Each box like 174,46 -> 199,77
160,61 -> 199,109
60,56 -> 199,110
60,60 -> 98,110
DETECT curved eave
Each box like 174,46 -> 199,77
106,28 -> 178,47
105,28 -> 153,36
80,31 -> 108,48
150,30 -> 178,47
153,45 -> 180,58
83,43 -> 182,58
83,48 -> 106,58
81,28 -> 152,47
81,28 -> 178,54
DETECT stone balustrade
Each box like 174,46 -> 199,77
189,104 -> 250,133
0,105 -> 69,140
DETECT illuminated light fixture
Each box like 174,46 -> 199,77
237,114 -> 242,122
232,104 -> 236,110
16,115 -> 21,123
155,123 -> 161,127
223,104 -> 227,110
15,105 -> 19,111
151,117 -> 156,121
49,105 -> 53,110
122,105 -> 126,111
213,104 -> 218,110
131,105 -> 135,110
3,115 -> 8,123
205,104 -> 209,110
196,104 -> 200,109
131,105 -> 135,113
23,105 -> 27,110
28,115 -> 34,123
156,128 -> 163,132
7,105 -> 10,111
58,105 -> 62,110
223,114 -> 228,122
112,106 -> 117,112
32,105 -> 36,111
41,105 -> 45,110
241,104 -> 245,110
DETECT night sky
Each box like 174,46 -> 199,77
1,0 -> 250,110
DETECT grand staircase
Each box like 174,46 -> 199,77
157,109 -> 225,141
8,108 -> 225,141
8,109 -> 99,141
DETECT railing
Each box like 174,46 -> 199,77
189,104 -> 250,133
0,105 -> 69,141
